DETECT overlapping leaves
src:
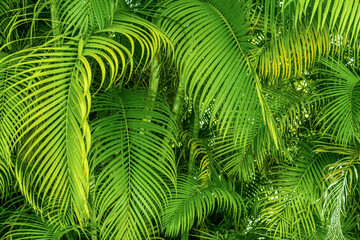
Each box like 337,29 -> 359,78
315,58 -> 360,145
158,0 -> 259,139
90,89 -> 177,240
162,174 -> 244,237
260,143 -> 333,239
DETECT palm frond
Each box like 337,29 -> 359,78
254,0 -> 360,80
212,84 -> 307,181
286,0 -> 360,46
163,174 -> 244,238
158,0 -> 260,139
314,58 -> 360,145
57,0 -> 117,36
0,52 -> 23,197
264,84 -> 310,136
1,207 -> 81,240
90,89 -> 177,240
260,142 -> 333,239
8,39 -> 93,226
0,34 -> 127,226
98,11 -> 171,76
316,142 -> 360,240
255,23 -> 333,79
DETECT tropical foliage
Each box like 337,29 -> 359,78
0,0 -> 360,239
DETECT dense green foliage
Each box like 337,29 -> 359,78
0,0 -> 360,239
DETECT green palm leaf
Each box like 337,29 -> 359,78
254,0 -> 360,79
315,58 -> 360,145
58,0 -> 117,35
163,174 -> 244,237
0,52 -> 25,197
316,141 -> 360,240
7,39 -> 93,226
260,143 -> 333,239
90,89 -> 177,240
158,0 -> 258,137
256,22 -> 333,79
0,34 -> 127,226
287,0 -> 360,46
1,207 -> 81,240
0,2 -> 168,223
213,85 -> 304,181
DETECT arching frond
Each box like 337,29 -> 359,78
0,205 -> 82,240
0,34 -> 128,226
260,143 -> 333,239
254,0 -> 360,80
315,58 -> 360,145
90,89 -> 177,240
213,84 -> 307,181
162,174 -> 244,238
316,141 -> 360,240
264,85 -> 310,135
286,0 -> 360,46
5,39 -> 93,226
158,0 -> 260,139
55,0 -> 118,36
0,52 -> 24,197
97,11 -> 171,77
256,23 -> 333,79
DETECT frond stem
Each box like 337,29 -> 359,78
172,79 -> 184,123
50,0 -> 60,37
188,97 -> 200,173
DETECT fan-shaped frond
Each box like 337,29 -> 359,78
315,58 -> 360,145
260,143 -> 333,239
90,89 -> 177,240
163,174 -> 244,237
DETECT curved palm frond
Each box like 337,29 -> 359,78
162,174 -> 244,238
0,1 -> 169,224
260,143 -> 333,239
157,0 -> 261,137
90,89 -> 177,240
315,58 -> 360,145
0,34 -> 129,226
254,0 -> 360,80
264,85 -> 311,135
1,207 -> 81,240
7,39 -> 93,226
0,1 -> 35,51
58,0 -> 117,36
0,157 -> 10,198
57,0 -> 170,74
286,0 -> 360,46
255,23 -> 333,79
315,141 -> 360,240
213,84 -> 307,181
97,11 -> 171,78
0,52 -> 24,197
